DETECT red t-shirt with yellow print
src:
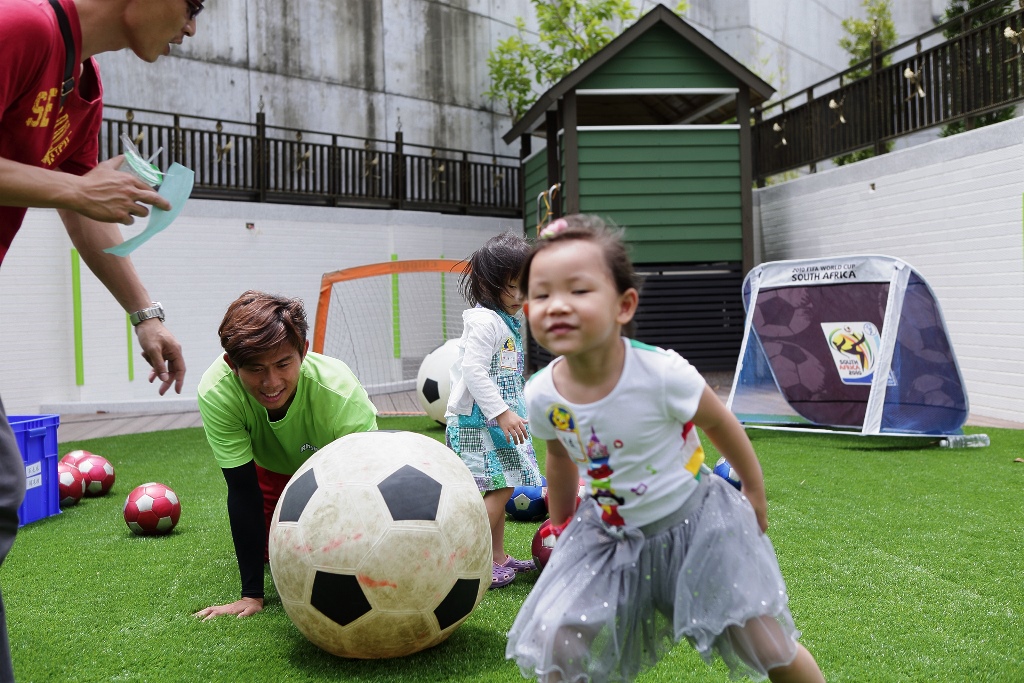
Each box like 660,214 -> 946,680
0,0 -> 103,265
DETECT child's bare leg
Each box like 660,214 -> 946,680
724,616 -> 825,683
768,644 -> 824,683
483,488 -> 513,563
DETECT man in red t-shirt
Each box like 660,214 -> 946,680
0,1 -> 205,679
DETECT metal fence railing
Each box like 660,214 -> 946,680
752,0 -> 1024,182
100,106 -> 522,218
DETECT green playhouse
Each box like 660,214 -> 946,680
505,4 -> 774,373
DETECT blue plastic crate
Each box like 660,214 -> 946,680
8,415 -> 61,527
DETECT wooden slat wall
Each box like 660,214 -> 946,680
523,148 -> 550,236
527,262 -> 744,375
577,128 -> 742,264
578,23 -> 736,90
632,262 -> 744,371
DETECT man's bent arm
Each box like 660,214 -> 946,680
0,155 -> 169,224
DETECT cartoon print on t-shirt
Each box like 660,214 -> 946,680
584,427 -> 625,527
548,403 -> 586,463
681,421 -> 705,476
585,427 -> 612,479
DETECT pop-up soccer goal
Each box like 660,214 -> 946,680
312,259 -> 469,396
727,255 -> 982,443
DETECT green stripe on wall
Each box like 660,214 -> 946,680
391,253 -> 400,358
70,249 -> 84,386
125,314 -> 134,381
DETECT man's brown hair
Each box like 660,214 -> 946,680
219,290 -> 308,367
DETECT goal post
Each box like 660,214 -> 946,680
313,259 -> 470,396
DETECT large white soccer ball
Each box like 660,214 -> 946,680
269,430 -> 491,659
416,339 -> 461,425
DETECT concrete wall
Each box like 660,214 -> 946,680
95,1 -> 946,161
685,0 -> 947,99
96,0 -> 541,157
0,203 -> 515,414
753,116 -> 1024,425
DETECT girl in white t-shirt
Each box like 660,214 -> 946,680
507,216 -> 824,683
446,232 -> 543,589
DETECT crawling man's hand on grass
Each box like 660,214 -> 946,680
193,597 -> 263,620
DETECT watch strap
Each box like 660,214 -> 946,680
129,303 -> 164,326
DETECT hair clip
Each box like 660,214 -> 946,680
539,218 -> 568,239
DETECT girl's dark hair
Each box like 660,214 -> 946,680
521,214 -> 639,335
219,290 -> 308,367
522,214 -> 637,296
459,231 -> 531,310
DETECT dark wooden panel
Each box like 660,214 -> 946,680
527,262 -> 744,376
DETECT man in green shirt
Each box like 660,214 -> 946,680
193,291 -> 377,620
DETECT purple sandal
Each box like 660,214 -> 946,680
500,555 -> 536,573
491,562 -> 516,589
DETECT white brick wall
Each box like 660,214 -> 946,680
754,117 -> 1024,425
0,202 -> 515,414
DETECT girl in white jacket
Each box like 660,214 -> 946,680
446,232 -> 542,589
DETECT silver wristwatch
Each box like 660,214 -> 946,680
129,302 -> 165,327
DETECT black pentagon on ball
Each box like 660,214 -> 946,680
434,578 -> 480,631
278,468 -> 318,522
779,341 -> 810,364
378,464 -> 442,521
310,571 -> 372,626
759,295 -> 796,328
421,378 -> 440,404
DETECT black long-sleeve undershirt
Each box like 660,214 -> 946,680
221,461 -> 266,600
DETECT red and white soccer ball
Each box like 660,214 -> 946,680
123,483 -> 181,536
77,455 -> 115,496
61,449 -> 94,468
57,462 -> 86,508
543,477 -> 586,512
531,519 -> 561,571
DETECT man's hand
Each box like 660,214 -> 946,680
72,156 -> 171,224
193,597 -> 264,621
136,319 -> 185,395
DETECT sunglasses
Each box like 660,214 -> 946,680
185,0 -> 204,20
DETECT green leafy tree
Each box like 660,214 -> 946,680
834,0 -> 898,165
940,0 -> 1016,137
486,1 -> 689,121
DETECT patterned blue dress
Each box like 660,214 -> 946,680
446,309 -> 541,492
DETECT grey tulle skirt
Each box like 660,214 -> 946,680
506,474 -> 800,682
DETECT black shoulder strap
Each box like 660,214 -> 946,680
47,0 -> 76,108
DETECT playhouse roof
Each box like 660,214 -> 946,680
502,4 -> 776,144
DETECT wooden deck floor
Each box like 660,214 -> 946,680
56,390 -> 427,443
53,383 -> 1021,444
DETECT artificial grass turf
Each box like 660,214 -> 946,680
2,417 -> 1022,681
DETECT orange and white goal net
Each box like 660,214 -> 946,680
312,259 -> 469,396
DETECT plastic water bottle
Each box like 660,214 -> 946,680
938,434 -> 990,448
118,134 -> 163,188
